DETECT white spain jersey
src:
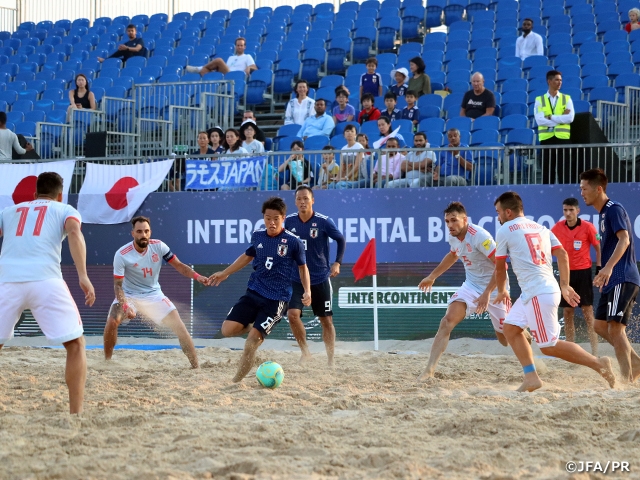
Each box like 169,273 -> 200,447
448,222 -> 507,294
113,240 -> 175,297
495,216 -> 562,304
0,199 -> 80,283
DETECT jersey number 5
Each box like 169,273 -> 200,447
524,233 -> 546,265
16,206 -> 48,236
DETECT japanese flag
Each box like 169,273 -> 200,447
77,160 -> 173,224
0,160 -> 76,210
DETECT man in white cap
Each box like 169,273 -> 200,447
389,67 -> 409,97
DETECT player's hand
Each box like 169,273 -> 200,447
418,277 -> 435,292
475,292 -> 490,314
330,262 -> 340,277
194,274 -> 208,285
207,271 -> 229,286
593,265 -> 612,292
492,290 -> 510,305
123,303 -> 136,319
302,291 -> 311,306
79,275 -> 95,306
561,284 -> 580,307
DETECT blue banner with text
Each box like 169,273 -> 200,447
185,156 -> 266,189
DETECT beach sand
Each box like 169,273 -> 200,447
1,337 -> 640,479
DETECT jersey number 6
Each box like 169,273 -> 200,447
265,256 -> 273,270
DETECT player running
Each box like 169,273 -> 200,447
493,191 -> 615,392
0,172 -> 95,414
104,216 -> 202,368
580,169 -> 640,382
285,186 -> 346,366
417,201 -> 522,381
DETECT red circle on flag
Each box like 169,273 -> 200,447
12,175 -> 38,204
105,177 -> 139,210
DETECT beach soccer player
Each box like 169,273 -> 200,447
104,216 -> 202,368
417,201 -> 523,381
493,191 -> 615,392
285,186 -> 345,366
0,172 -> 95,414
208,196 -> 311,383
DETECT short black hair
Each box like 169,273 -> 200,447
384,92 -> 397,101
344,124 -> 357,133
295,185 -> 314,198
409,57 -> 425,74
36,172 -> 63,197
131,216 -> 151,228
580,168 -> 608,191
315,98 -> 326,106
414,131 -> 427,141
322,145 -> 334,151
262,196 -> 287,215
126,24 -> 136,30
405,89 -> 417,97
290,140 -> 304,149
0,111 -> 6,125
494,191 -> 523,214
562,197 -> 580,207
361,93 -> 375,104
523,18 -> 534,25
546,70 -> 562,81
444,201 -> 466,215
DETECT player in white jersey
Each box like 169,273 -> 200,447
493,191 -> 615,392
417,202 -> 520,381
0,172 -> 95,414
104,216 -> 205,368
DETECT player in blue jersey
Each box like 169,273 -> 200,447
208,197 -> 311,382
580,169 -> 640,383
285,186 -> 346,366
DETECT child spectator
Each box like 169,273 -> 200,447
380,92 -> 402,122
329,125 -> 364,189
358,93 -> 381,124
372,137 -> 405,187
360,57 -> 383,99
239,120 -> 266,154
401,90 -> 420,131
279,140 -> 311,190
356,133 -> 373,187
332,89 -> 356,123
207,126 -> 226,154
314,145 -> 340,189
389,67 -> 409,97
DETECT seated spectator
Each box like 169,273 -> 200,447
314,145 -> 340,190
224,128 -> 249,155
67,73 -> 96,122
279,140 -> 311,190
13,134 -> 39,160
186,37 -> 256,76
169,130 -> 214,191
360,57 -> 383,99
207,126 -> 226,154
372,137 -> 404,187
297,99 -> 335,139
358,93 -> 381,124
408,57 -> 431,98
284,80 -> 315,125
401,90 -> 420,131
460,73 -> 496,118
192,131 -> 216,156
0,112 -> 32,160
331,85 -> 351,110
241,111 -> 266,143
433,128 -> 474,186
377,116 -> 405,148
516,18 -> 544,60
389,67 -> 409,97
332,89 -> 356,123
98,25 -> 146,63
380,92 -> 402,122
626,8 -> 640,32
356,133 -> 373,187
329,125 -> 364,189
239,120 -> 265,154
386,132 -> 436,188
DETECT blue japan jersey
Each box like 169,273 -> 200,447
245,228 -> 306,301
285,212 -> 346,285
599,200 -> 640,292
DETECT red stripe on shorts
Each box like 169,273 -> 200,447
532,296 -> 547,343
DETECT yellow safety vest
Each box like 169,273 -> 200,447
536,93 -> 571,140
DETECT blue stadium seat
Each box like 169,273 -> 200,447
588,86 -> 616,104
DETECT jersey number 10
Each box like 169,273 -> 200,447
16,206 -> 48,236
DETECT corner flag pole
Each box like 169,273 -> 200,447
352,239 -> 378,351
372,271 -> 379,351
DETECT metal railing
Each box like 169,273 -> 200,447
0,4 -> 17,32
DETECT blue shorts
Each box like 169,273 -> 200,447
226,289 -> 288,335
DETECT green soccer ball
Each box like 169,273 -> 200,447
256,361 -> 284,389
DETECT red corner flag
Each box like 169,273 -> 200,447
352,239 -> 377,282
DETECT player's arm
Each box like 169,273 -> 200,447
327,221 -> 346,277
554,246 -> 580,306
476,253 -> 499,314
65,217 -> 95,306
492,256 -> 510,305
113,277 -> 135,319
298,264 -> 312,306
167,255 -> 208,285
208,253 -> 253,286
418,251 -> 458,292
594,242 -> 601,269
594,229 -> 630,290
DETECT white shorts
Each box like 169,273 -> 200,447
504,292 -> 561,348
0,278 -> 83,344
448,283 -> 510,333
112,292 -> 176,325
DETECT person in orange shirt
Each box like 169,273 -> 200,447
551,198 -> 601,354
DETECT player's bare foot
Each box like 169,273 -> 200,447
298,353 -> 312,365
327,358 -> 335,368
516,374 -> 543,392
417,370 -> 435,382
631,356 -> 640,382
597,357 -> 616,388
232,374 -> 244,383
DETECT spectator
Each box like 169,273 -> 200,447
356,133 -> 373,187
192,131 -> 216,156
401,89 -> 420,131
534,70 -> 575,184
207,126 -> 226,154
408,57 -> 431,98
433,128 -> 474,186
239,120 -> 265,154
186,37 -> 256,76
170,130 -> 213,191
297,99 -> 335,140
224,128 -> 249,155
97,25 -> 146,63
314,145 -> 340,190
358,93 -> 381,124
372,137 -> 404,187
241,111 -> 266,143
332,89 -> 356,123
13,134 -> 40,160
516,18 -> 544,60
389,67 -> 409,97
284,80 -> 315,125
460,73 -> 496,118
332,85 -> 351,109
380,92 -> 402,122
386,132 -> 436,187
377,116 -> 405,147
360,57 -> 383,99
329,125 -> 364,189
625,8 -> 640,32
279,140 -> 311,190
0,112 -> 31,160
67,73 -> 96,121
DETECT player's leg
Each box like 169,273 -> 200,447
418,300 -> 467,381
582,305 -> 599,356
487,298 -> 511,347
0,283 -> 28,352
221,320 -> 252,336
539,342 -> 615,387
63,336 -> 86,414
233,327 -> 264,382
607,322 -> 634,382
161,310 -> 199,368
315,280 -> 335,366
104,303 -> 125,360
563,307 -> 576,343
319,316 -> 336,367
221,292 -> 259,338
286,282 -> 311,362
